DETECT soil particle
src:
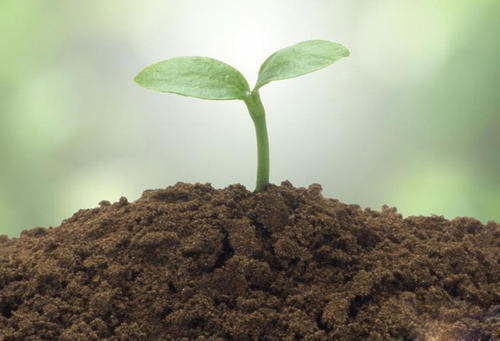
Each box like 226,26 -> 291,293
0,181 -> 499,340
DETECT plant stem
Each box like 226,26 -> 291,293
244,90 -> 270,192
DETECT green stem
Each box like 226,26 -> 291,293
244,90 -> 270,192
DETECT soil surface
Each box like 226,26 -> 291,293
0,182 -> 499,341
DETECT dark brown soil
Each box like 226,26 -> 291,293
0,182 -> 498,341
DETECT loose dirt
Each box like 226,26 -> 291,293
0,182 -> 498,340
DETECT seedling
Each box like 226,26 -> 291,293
135,40 -> 349,192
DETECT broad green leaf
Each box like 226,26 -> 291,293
255,40 -> 350,90
135,57 -> 250,100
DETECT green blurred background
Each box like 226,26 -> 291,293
1,0 -> 499,237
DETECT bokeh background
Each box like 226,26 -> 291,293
1,0 -> 499,237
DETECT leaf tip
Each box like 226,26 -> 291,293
133,70 -> 146,86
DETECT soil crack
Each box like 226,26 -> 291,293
209,227 -> 234,272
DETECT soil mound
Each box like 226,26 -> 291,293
0,182 -> 499,340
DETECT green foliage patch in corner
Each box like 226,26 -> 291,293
135,40 -> 349,192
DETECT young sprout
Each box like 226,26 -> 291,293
135,40 -> 349,192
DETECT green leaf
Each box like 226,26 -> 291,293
135,57 -> 250,100
255,40 -> 350,90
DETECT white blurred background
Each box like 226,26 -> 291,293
1,0 -> 499,236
